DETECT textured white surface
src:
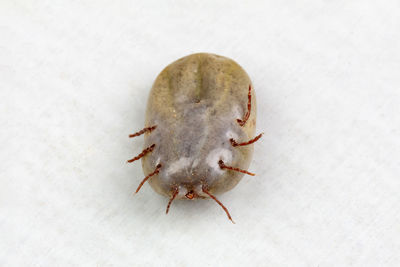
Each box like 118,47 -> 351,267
1,1 -> 400,266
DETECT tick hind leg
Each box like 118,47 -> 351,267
237,85 -> 252,126
127,144 -> 155,163
129,125 -> 157,138
233,85 -> 263,146
127,125 -> 158,163
230,133 -> 263,147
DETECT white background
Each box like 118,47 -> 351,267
1,0 -> 399,266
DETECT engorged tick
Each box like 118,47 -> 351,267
128,53 -> 262,223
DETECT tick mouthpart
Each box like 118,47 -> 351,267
185,190 -> 196,199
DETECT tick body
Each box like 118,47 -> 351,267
129,53 -> 261,222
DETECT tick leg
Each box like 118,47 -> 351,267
218,160 -> 255,176
135,164 -> 162,193
127,144 -> 155,163
202,185 -> 234,223
166,187 -> 179,214
237,85 -> 252,127
230,133 -> 263,147
129,125 -> 157,138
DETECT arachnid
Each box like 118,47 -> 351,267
128,53 -> 262,223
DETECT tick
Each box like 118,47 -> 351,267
128,53 -> 262,223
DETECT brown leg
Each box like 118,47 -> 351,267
166,187 -> 179,214
202,185 -> 235,224
230,133 -> 263,147
127,144 -> 155,163
135,164 -> 162,193
129,125 -> 157,138
218,160 -> 255,176
237,85 -> 252,127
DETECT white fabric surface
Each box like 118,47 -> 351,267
1,1 -> 399,266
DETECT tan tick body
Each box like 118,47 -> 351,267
129,53 -> 261,222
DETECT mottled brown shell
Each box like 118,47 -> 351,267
141,53 -> 256,200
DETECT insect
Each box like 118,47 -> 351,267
128,53 -> 262,223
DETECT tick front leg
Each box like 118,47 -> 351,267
166,187 -> 179,214
218,160 -> 255,176
135,164 -> 162,193
202,184 -> 235,224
